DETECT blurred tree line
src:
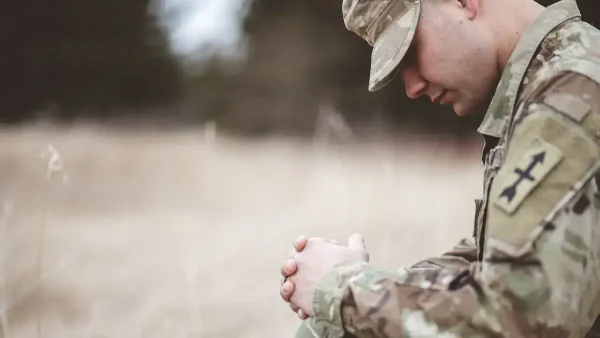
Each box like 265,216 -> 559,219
1,0 -> 183,122
1,0 -> 596,138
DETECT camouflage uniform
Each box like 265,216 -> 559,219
295,0 -> 600,336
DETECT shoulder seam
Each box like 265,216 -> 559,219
539,101 -> 600,149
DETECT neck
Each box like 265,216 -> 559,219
490,0 -> 545,71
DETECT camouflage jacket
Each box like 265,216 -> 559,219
306,0 -> 600,336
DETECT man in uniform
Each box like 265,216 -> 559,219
279,0 -> 600,336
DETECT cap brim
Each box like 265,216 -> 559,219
368,0 -> 421,92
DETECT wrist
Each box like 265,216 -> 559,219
312,261 -> 369,337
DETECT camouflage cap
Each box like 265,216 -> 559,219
342,0 -> 421,91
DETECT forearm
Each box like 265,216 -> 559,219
312,260 -> 482,337
313,251 -> 564,337
298,242 -> 478,338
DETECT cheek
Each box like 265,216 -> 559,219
416,36 -> 465,85
415,47 -> 448,82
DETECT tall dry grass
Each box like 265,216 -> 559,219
0,124 -> 482,337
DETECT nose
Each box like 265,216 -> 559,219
401,67 -> 427,99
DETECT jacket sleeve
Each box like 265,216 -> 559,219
309,72 -> 600,337
296,238 -> 477,338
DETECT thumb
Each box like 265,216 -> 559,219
347,233 -> 366,250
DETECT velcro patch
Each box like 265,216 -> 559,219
494,138 -> 564,215
543,93 -> 591,122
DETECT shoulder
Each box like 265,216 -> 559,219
482,22 -> 600,259
506,58 -> 600,173
511,60 -> 600,145
512,20 -> 600,142
519,19 -> 600,99
535,20 -> 600,78
485,59 -> 600,256
542,19 -> 600,56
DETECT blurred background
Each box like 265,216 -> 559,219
0,0 -> 596,337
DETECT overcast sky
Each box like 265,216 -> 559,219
159,0 -> 248,58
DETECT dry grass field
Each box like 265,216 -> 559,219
0,124 -> 482,338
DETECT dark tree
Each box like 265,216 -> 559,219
0,0 -> 184,122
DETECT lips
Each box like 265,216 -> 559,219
439,91 -> 450,105
431,90 -> 447,104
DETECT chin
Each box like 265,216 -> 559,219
452,104 -> 470,117
452,101 -> 478,117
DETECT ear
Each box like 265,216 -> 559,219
458,0 -> 480,20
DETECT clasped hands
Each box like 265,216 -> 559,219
279,233 -> 369,320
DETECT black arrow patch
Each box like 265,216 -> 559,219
500,150 -> 546,202
494,139 -> 564,215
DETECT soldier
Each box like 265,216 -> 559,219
279,0 -> 600,336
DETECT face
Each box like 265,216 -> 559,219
398,0 -> 500,116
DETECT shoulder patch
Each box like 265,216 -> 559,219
487,107 -> 600,254
543,92 -> 591,122
494,138 -> 564,214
